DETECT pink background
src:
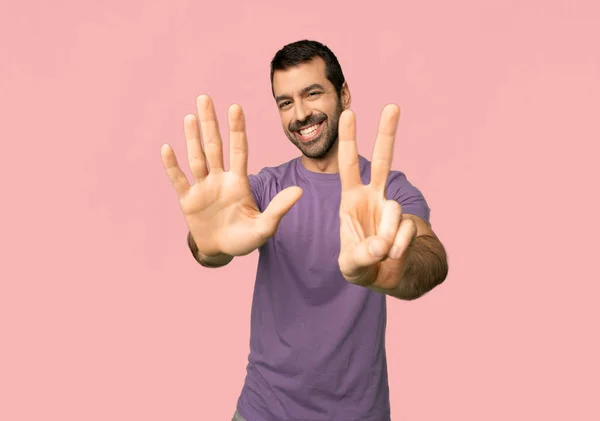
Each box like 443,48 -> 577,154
2,0 -> 599,420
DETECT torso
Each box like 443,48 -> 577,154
236,155 -> 427,421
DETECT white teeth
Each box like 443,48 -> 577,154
299,123 -> 319,136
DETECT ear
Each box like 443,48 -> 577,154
340,82 -> 351,110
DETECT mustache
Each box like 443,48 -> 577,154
289,114 -> 326,132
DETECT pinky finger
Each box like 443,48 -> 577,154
161,143 -> 191,197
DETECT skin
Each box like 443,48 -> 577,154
161,98 -> 302,264
335,104 -> 446,297
161,57 -> 447,298
273,58 -> 349,169
272,57 -> 446,296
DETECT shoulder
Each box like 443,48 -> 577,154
358,156 -> 431,222
249,157 -> 297,187
386,169 -> 431,223
359,156 -> 426,200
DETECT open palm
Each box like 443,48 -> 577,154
161,95 -> 302,257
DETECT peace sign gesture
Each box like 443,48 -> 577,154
337,105 -> 418,288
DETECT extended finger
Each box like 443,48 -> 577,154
338,109 -> 362,191
183,114 -> 208,180
197,94 -> 224,171
228,104 -> 248,176
370,104 -> 400,191
160,143 -> 191,197
388,216 -> 417,260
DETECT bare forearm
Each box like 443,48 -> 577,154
371,235 -> 448,300
187,231 -> 234,268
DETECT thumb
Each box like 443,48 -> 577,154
343,236 -> 390,274
257,186 -> 303,237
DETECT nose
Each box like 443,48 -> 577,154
293,101 -> 312,125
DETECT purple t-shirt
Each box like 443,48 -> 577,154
236,155 -> 430,421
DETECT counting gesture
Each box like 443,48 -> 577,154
337,105 -> 417,287
161,95 -> 303,257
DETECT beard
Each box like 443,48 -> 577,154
284,100 -> 344,159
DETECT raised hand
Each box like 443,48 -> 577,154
336,105 -> 417,288
161,95 -> 303,257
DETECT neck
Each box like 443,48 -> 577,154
300,140 -> 340,174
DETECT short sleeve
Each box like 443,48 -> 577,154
248,172 -> 266,212
386,171 -> 431,223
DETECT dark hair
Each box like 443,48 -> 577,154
270,40 -> 346,97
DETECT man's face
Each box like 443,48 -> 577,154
272,58 -> 348,159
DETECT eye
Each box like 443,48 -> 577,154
307,92 -> 321,97
279,101 -> 291,109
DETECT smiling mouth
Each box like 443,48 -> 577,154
295,121 -> 324,142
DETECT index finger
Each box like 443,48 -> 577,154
370,104 -> 400,191
337,109 -> 362,191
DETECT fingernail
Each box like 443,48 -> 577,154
389,245 -> 401,260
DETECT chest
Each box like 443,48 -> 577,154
269,182 -> 342,271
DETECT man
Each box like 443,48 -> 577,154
161,40 -> 448,421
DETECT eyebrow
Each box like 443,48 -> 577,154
275,84 -> 326,103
